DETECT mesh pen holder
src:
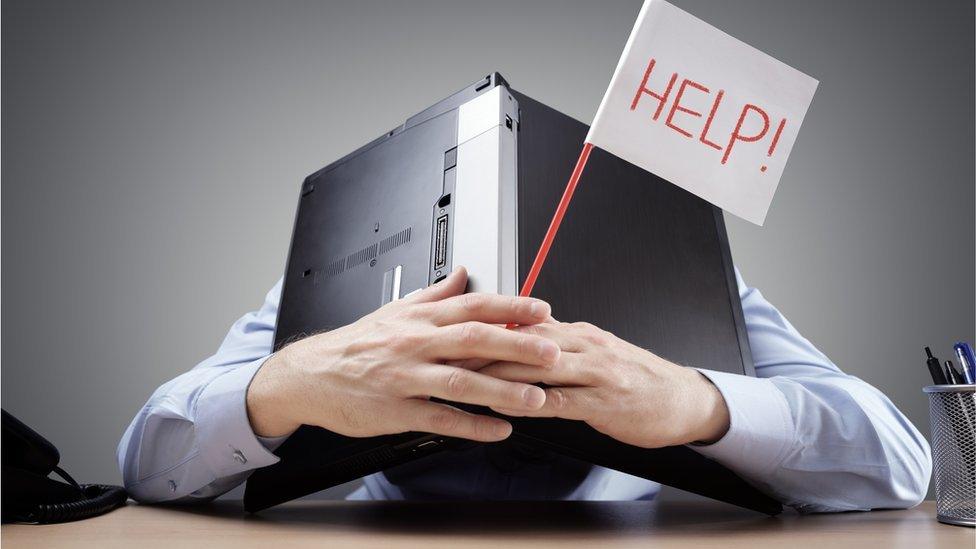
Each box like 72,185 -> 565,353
924,384 -> 976,527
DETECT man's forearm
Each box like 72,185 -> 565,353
246,353 -> 302,438
693,369 -> 931,512
692,269 -> 932,512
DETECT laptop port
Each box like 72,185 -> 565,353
434,214 -> 449,270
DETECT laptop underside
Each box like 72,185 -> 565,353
244,73 -> 779,515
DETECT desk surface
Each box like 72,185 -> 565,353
3,500 -> 972,548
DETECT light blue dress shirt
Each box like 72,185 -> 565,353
117,269 -> 931,512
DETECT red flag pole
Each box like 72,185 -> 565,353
518,142 -> 594,298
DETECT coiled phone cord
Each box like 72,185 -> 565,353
17,467 -> 128,524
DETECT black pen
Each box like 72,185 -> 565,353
926,347 -> 948,384
944,360 -> 964,385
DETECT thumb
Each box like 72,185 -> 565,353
405,266 -> 468,304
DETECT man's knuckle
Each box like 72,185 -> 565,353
428,410 -> 460,432
473,418 -> 494,440
386,333 -> 408,350
548,388 -> 567,411
387,366 -> 411,387
459,293 -> 487,313
387,331 -> 419,351
571,322 -> 608,346
585,333 -> 609,346
506,384 -> 530,406
509,296 -> 526,315
445,369 -> 471,398
400,304 -> 426,320
455,322 -> 483,346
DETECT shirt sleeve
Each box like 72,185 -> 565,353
116,279 -> 285,503
690,268 -> 932,513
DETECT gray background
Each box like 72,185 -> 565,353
3,0 -> 973,502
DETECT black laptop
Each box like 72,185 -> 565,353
243,73 -> 781,515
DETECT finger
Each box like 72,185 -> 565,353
404,364 -> 547,411
509,323 -> 587,353
400,399 -> 513,442
479,354 -> 590,386
430,321 -> 560,367
424,293 -> 552,327
491,387 -> 592,421
404,266 -> 468,304
444,357 -> 493,371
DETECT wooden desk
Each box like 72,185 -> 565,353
2,500 -> 971,548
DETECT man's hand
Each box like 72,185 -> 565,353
245,267 -> 561,443
480,321 -> 730,448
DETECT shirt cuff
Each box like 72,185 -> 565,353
689,369 -> 795,485
257,434 -> 289,452
194,357 -> 282,480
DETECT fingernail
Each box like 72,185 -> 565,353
529,301 -> 550,318
537,340 -> 560,363
493,421 -> 513,438
523,386 -> 546,409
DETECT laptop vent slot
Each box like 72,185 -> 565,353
323,257 -> 346,278
346,243 -> 378,269
315,226 -> 412,280
378,227 -> 412,255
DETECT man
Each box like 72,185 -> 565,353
118,267 -> 931,512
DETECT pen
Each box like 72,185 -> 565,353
925,347 -> 948,385
953,342 -> 976,384
943,360 -> 963,385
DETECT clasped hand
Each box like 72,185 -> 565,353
247,267 -> 729,448
481,320 -> 730,447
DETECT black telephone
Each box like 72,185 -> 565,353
2,409 -> 128,523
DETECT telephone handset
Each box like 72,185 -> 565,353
2,409 -> 128,523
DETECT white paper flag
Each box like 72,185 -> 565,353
585,0 -> 818,225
